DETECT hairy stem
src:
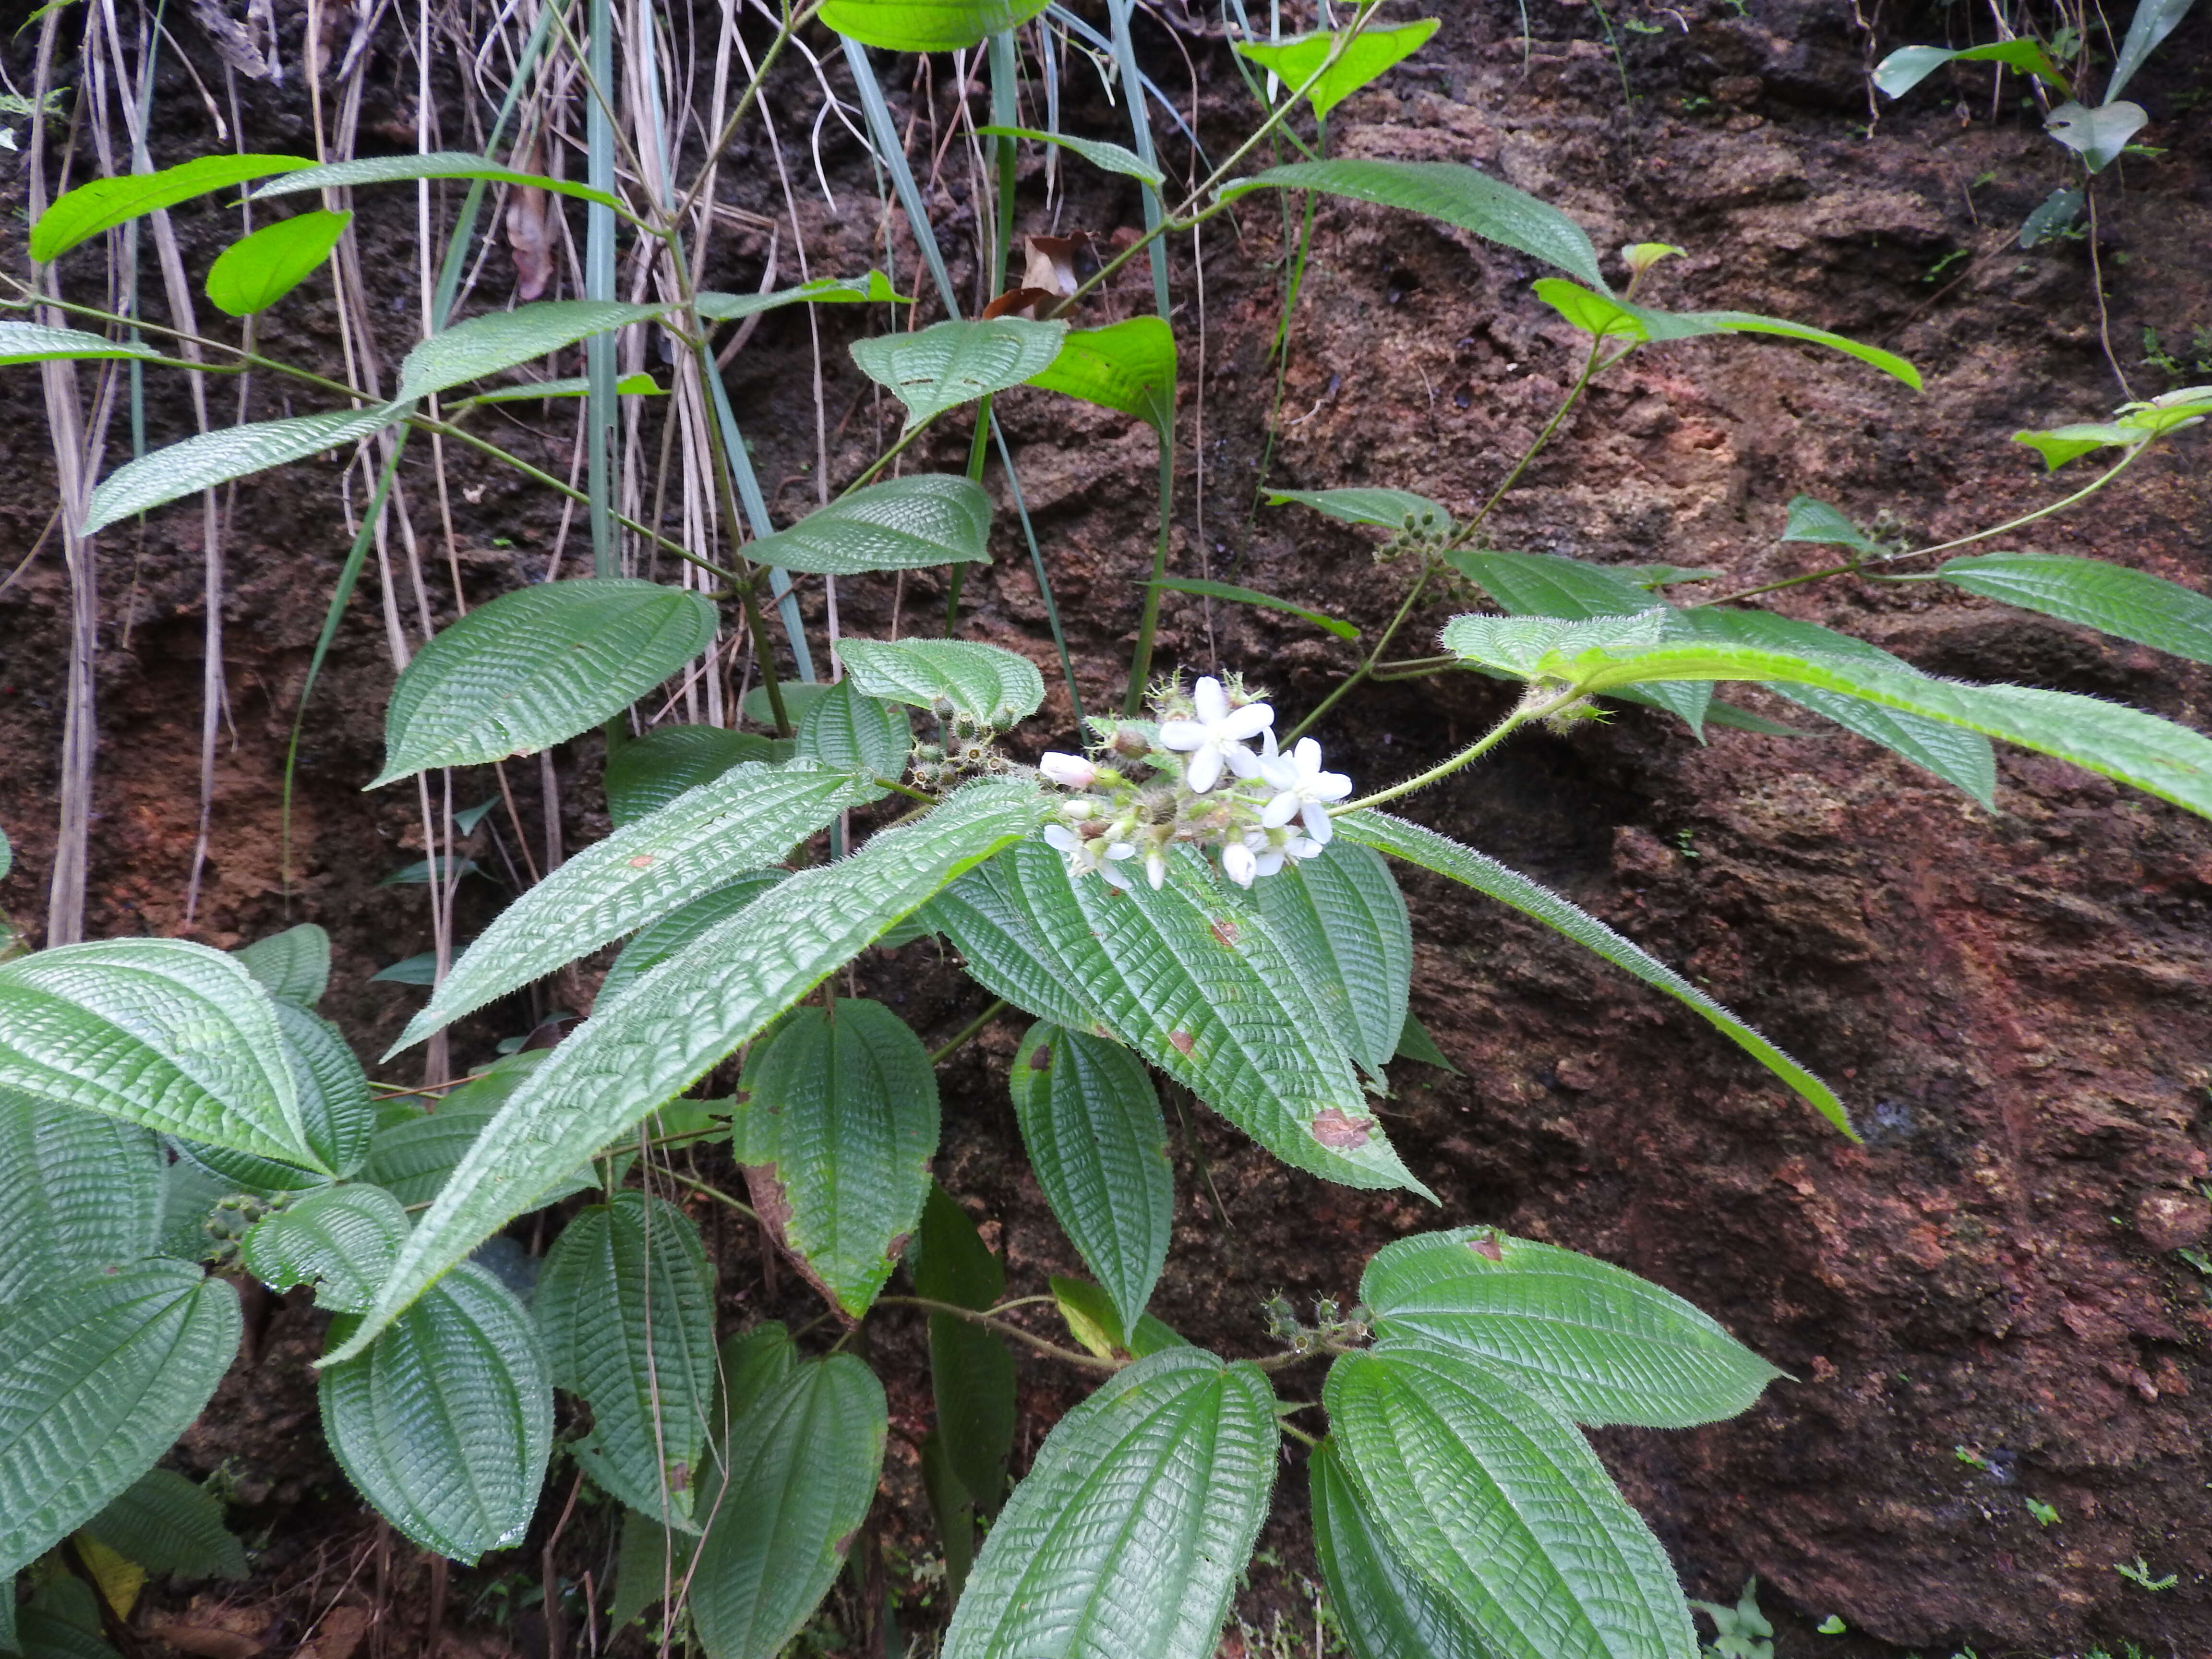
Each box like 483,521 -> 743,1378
1334,685 -> 1585,814
875,1296 -> 1122,1372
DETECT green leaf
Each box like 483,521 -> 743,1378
604,726 -> 786,827
1361,1227 -> 1781,1427
818,0 -> 1050,50
1229,160 -> 1608,292
377,856 -> 481,888
2012,420 -> 2144,470
1048,1274 -> 1188,1361
599,872 -> 787,1004
202,210 -> 349,316
0,939 -> 321,1171
0,1262 -> 241,1580
1250,842 -> 1410,1082
974,125 -> 1162,187
373,577 -> 718,786
1779,494 -> 1881,553
1150,578 -> 1357,642
1232,20 -> 1439,121
2107,0 -> 2196,101
734,998 -> 938,1319
29,154 -> 316,262
1026,318 -> 1177,437
796,683 -> 910,798
535,1193 -> 718,1526
82,1468 -> 245,1580
251,151 -> 624,214
234,923 -> 330,1008
320,1262 -> 551,1562
394,761 -> 862,1049
271,1000 -> 373,1177
943,1348 -> 1277,1659
1531,278 -> 1923,389
329,781 -> 1042,1363
2044,99 -> 2147,173
356,1055 -> 590,1211
446,372 -> 659,408
0,1092 -> 162,1303
837,637 -> 1046,726
850,317 -> 1069,429
745,475 -> 993,577
1338,811 -> 1851,1134
690,1355 -> 887,1659
1393,1012 -> 1459,1073
370,953 -> 439,986
1872,40 -> 2069,99
239,1185 -> 409,1314
1263,486 -> 1453,532
609,1504 -> 698,1631
709,1323 -> 800,1454
1326,1347 -> 1698,1659
914,1185 -> 1015,1514
923,858 -> 1112,1033
1009,1025 -> 1170,1337
0,322 -> 161,366
741,682 -> 834,729
1939,553 -> 2212,665
84,404 -> 407,536
692,270 -> 907,319
14,1584 -> 115,1659
397,300 -> 668,402
1310,1437 -> 1493,1659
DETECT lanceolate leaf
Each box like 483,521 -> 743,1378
234,923 -> 331,1008
693,269 -> 906,319
1149,577 -> 1357,642
943,1349 -> 1278,1659
0,940 -> 319,1170
1026,318 -> 1177,437
1327,1348 -> 1698,1659
819,0 -> 1051,52
914,1184 -> 1015,1514
1233,20 -> 1440,121
84,1468 -> 246,1580
1310,1437 -> 1493,1659
850,317 -> 1069,428
2106,0 -> 2196,102
748,475 -> 992,577
599,872 -> 787,1004
373,578 -> 718,786
838,638 -> 1046,726
319,1262 -> 552,1562
604,726 -> 785,827
395,762 -> 863,1049
1250,842 -> 1410,1082
535,1193 -> 718,1526
240,1185 -> 409,1314
84,404 -> 407,536
1264,486 -> 1452,533
203,210 -> 350,316
397,301 -> 668,403
734,999 -> 939,1319
974,125 -> 1163,187
0,1262 -> 242,1580
30,154 -> 315,262
1362,1228 -> 1782,1427
1938,552 -> 2212,665
1338,811 -> 1851,1135
922,858 -> 1111,1033
252,151 -> 625,214
795,683 -> 911,789
0,1092 -> 162,1303
1532,278 -> 1922,388
1872,38 -> 2068,99
1008,1024 -> 1171,1335
329,781 -> 1042,1362
0,322 -> 161,365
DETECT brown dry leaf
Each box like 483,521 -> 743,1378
981,286 -> 1058,321
148,1625 -> 265,1659
1022,234 -> 1081,300
296,1603 -> 371,1659
506,141 -> 553,301
189,0 -> 273,80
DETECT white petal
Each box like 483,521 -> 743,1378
1044,824 -> 1078,852
1223,741 -> 1266,780
1145,851 -> 1167,890
1099,859 -> 1132,889
1261,792 -> 1300,830
1311,770 -> 1353,802
1185,745 -> 1225,794
1157,720 -> 1207,753
1302,802 -> 1335,843
1105,842 -> 1136,861
1219,702 -> 1274,742
1287,836 -> 1324,860
1222,842 -> 1257,887
1253,850 -> 1285,876
1039,752 -> 1096,789
1291,737 -> 1325,777
1193,676 -> 1230,724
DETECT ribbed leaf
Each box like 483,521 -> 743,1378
357,1065 -> 595,1212
1939,552 -> 2212,664
1250,843 -> 1409,1083
0,322 -> 161,365
275,1001 -> 373,1176
1532,278 -> 1921,387
319,1262 -> 552,1562
233,923 -> 330,1008
819,0 -> 1050,49
850,318 -> 1069,428
609,1503 -> 699,1631
83,1468 -> 246,1580
153,1158 -> 237,1264
1779,494 -> 1881,552
1339,811 -> 1850,1134
1265,487 -> 1452,532
395,761 -> 861,1049
709,1323 -> 799,1455
1326,1348 -> 1697,1659
0,1092 -> 162,1302
1233,20 -> 1439,121
914,1185 -> 1015,1514
923,858 -> 1109,1031
29,154 -> 315,261
604,726 -> 785,827
837,638 -> 1046,726
1310,1437 -> 1493,1659
745,475 -> 992,576
690,1356 -> 887,1659
692,269 -> 905,318
84,404 -> 406,536
943,1349 -> 1278,1659
734,998 -> 938,1318
397,301 -> 668,402
14,1582 -> 114,1659
0,1262 -> 242,1579
0,940 -> 318,1171
330,781 -> 1042,1362
599,873 -> 786,1004
795,683 -> 911,791
1362,1228 -> 1781,1427
251,151 -> 625,212
1026,319 -> 1177,437
1008,1025 -> 1170,1335
240,1185 -> 409,1314
974,125 -> 1163,187
203,210 -> 349,316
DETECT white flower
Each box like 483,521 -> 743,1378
1247,826 -> 1323,879
1159,676 -> 1274,794
1221,839 -> 1259,888
1045,823 -> 1134,882
1259,736 -> 1351,844
1142,845 -> 1168,890
1038,751 -> 1096,790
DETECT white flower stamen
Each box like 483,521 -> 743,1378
1259,736 -> 1352,844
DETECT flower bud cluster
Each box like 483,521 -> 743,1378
1375,505 -> 1453,566
911,699 -> 1014,792
1035,674 -> 1353,891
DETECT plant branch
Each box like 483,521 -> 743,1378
929,998 -> 1009,1065
1283,557 -> 1438,743
874,1296 -> 1122,1372
1334,685 -> 1585,813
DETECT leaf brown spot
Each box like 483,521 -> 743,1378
1469,1233 -> 1504,1262
1169,1030 -> 1196,1055
1028,1044 -> 1053,1073
628,854 -> 657,868
1209,917 -> 1238,949
1310,1107 -> 1372,1148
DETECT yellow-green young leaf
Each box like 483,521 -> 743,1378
1025,317 -> 1177,437
84,403 -> 407,536
203,209 -> 350,316
837,637 -> 1046,726
373,577 -> 718,786
944,1349 -> 1278,1659
0,1092 -> 162,1303
1361,1228 -> 1781,1427
1047,1274 -> 1188,1361
599,872 -> 787,1005
914,1184 -> 1015,1514
29,153 -> 315,262
1531,278 -> 1922,388
239,1185 -> 408,1314
2013,421 -> 2143,470
83,1468 -> 246,1581
735,998 -> 938,1319
252,150 -> 625,213
1149,577 -> 1358,641
1232,20 -> 1439,121
850,317 -> 1068,429
0,1262 -> 242,1580
691,1356 -> 887,1659
535,1193 -> 718,1527
0,322 -> 162,366
693,269 -> 907,319
234,923 -> 330,1008
818,0 -> 1049,50
328,781 -> 1042,1364
0,939 -> 320,1171
604,726 -> 788,826
795,683 -> 911,792
1310,1438 -> 1493,1659
1872,39 -> 2069,99
745,474 -> 993,576
974,125 -> 1162,187
1939,553 -> 2212,665
1250,842 -> 1409,1083
396,300 -> 668,402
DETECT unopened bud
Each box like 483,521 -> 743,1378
1038,751 -> 1097,790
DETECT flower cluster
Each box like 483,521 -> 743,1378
1036,674 -> 1352,890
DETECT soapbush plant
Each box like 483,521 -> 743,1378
6,4 -> 2212,1657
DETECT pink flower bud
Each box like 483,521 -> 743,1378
1039,752 -> 1097,790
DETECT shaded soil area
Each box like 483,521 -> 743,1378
5,0 -> 2212,1653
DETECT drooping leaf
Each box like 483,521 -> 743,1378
2106,0 -> 2197,102
0,1262 -> 241,1579
974,125 -> 1162,186
1329,1347 -> 1698,1659
689,1356 -> 888,1659
1310,1437 -> 1493,1659
1264,486 -> 1453,532
1531,278 -> 1922,388
29,154 -> 316,262
943,1348 -> 1277,1659
795,683 -> 911,792
1149,577 -> 1357,642
1025,318 -> 1177,437
1361,1227 -> 1781,1427
0,1092 -> 162,1302
239,1184 -> 409,1314
850,317 -> 1069,429
1047,1274 -> 1188,1361
535,1193 -> 718,1526
1394,1012 -> 1460,1073
318,1262 -> 552,1562
1779,494 -> 1881,553
1232,20 -> 1439,121
0,322 -> 161,366
818,0 -> 1051,51
609,1503 -> 699,1632
373,577 -> 719,786
837,637 -> 1046,726
233,923 -> 330,1008
1008,1025 -> 1171,1335
1871,39 -> 2069,99
84,404 -> 407,536
913,1185 -> 1015,1514
599,872 -> 787,1004
604,726 -> 786,827
2044,99 -> 2148,173
1939,552 -> 2212,664
397,301 -> 669,403
393,761 -> 862,1048
746,475 -> 993,577
252,151 -> 625,213
2011,419 -> 2145,470
203,210 -> 350,316
329,781 -> 1042,1362
692,270 -> 907,319
1250,842 -> 1410,1082
82,1467 -> 246,1581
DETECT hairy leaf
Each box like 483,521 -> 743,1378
1264,486 -> 1452,532
1150,577 -> 1357,641
850,317 -> 1068,428
819,0 -> 1051,51
397,301 -> 668,404
1026,318 -> 1177,437
603,726 -> 785,827
1532,278 -> 1922,388
599,872 -> 787,1005
0,1092 -> 161,1303
30,154 -> 315,261
914,1185 -> 1015,1514
203,210 -> 350,316
922,858 -> 1111,1033
1939,552 -> 2212,664
1310,1437 -> 1492,1659
273,1000 -> 373,1177
1251,842 -> 1410,1082
84,404 -> 407,536
974,125 -> 1162,186
795,683 -> 911,792
837,637 -> 1046,726
745,475 -> 992,576
83,1467 -> 246,1580
234,923 -> 330,1008
1233,20 -> 1439,121
692,270 -> 906,319
240,1185 -> 409,1314
0,322 -> 161,366
252,151 -> 624,212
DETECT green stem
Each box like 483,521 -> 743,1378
929,998 -> 1009,1065
875,1296 -> 1121,1372
1334,686 -> 1583,814
1447,337 -> 1620,555
1282,558 -> 1437,743
1277,1421 -> 1321,1449
663,1167 -> 760,1223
